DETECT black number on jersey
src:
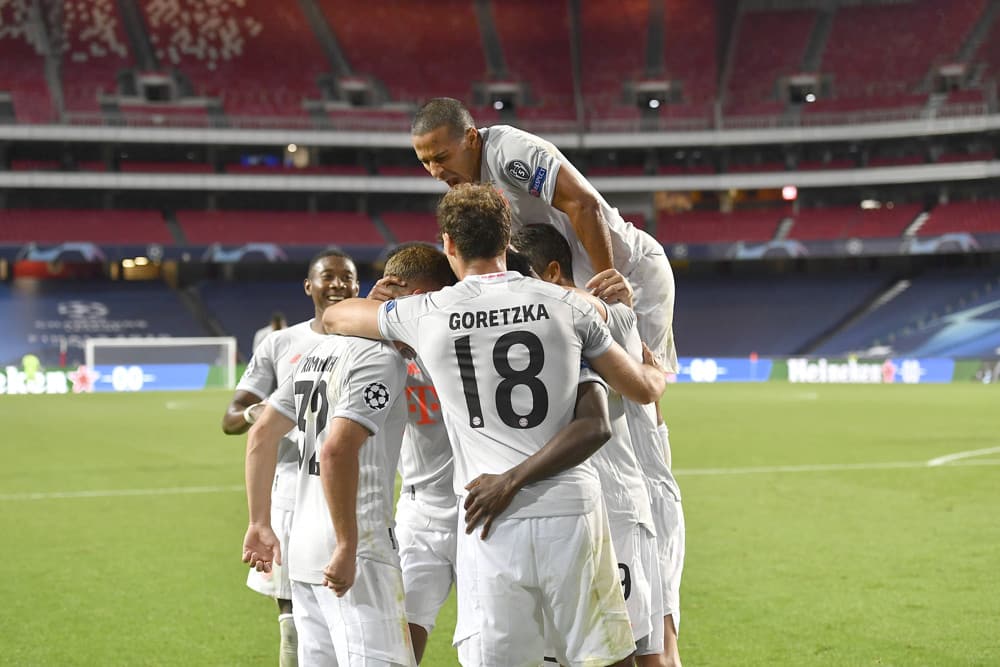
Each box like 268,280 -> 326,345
453,331 -> 549,429
294,379 -> 328,476
619,563 -> 632,600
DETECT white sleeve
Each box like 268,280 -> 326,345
268,374 -> 297,423
492,129 -> 562,204
236,332 -> 278,399
329,342 -> 407,436
377,294 -> 428,349
564,292 -> 614,359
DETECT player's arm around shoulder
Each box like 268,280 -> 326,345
322,297 -> 384,339
589,341 -> 667,405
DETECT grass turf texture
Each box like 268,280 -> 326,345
1,384 -> 998,666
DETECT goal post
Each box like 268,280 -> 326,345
84,336 -> 238,392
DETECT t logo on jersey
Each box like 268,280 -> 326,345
406,385 -> 441,425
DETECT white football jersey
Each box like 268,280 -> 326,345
593,303 -> 655,531
399,357 -> 455,505
479,124 -> 661,285
270,335 -> 407,585
378,271 -> 613,519
237,319 -> 326,511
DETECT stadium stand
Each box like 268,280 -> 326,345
493,0 -> 575,118
175,211 -> 385,246
0,279 -> 207,366
815,269 -> 999,355
318,0 -> 486,104
657,209 -> 785,244
60,0 -> 132,115
725,9 -> 816,117
580,0 -> 647,118
919,200 -> 1000,235
672,273 -> 890,355
884,283 -> 1000,357
661,0 -> 717,118
380,212 -> 439,244
818,0 -> 985,101
0,1 -> 55,123
0,209 -> 173,244
788,204 -> 922,241
140,0 -> 325,117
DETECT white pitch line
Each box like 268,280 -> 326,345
0,484 -> 244,501
926,446 -> 1000,467
676,458 -> 1000,477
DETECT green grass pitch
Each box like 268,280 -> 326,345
2,384 -> 999,665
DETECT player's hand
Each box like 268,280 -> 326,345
464,473 -> 518,540
367,275 -> 407,302
586,269 -> 634,307
242,523 -> 281,572
323,547 -> 357,597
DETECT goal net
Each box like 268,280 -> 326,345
83,337 -> 237,392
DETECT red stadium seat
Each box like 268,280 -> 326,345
176,211 -> 385,246
0,209 -> 172,244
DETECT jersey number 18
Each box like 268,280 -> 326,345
454,331 -> 549,429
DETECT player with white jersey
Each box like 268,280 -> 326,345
242,332 -> 416,666
513,224 -> 666,660
409,97 -> 678,380
366,243 -> 460,663
221,248 -> 359,667
323,184 -> 668,667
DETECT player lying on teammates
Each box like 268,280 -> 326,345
220,248 -> 360,667
323,183 -> 666,666
408,98 -> 679,395
515,224 -> 686,667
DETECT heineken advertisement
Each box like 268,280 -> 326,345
672,357 -> 961,384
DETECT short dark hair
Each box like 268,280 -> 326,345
383,244 -> 456,289
505,248 -> 538,278
307,247 -> 355,278
512,224 -> 574,279
412,97 -> 475,138
437,184 -> 511,261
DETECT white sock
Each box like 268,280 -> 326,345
278,613 -> 297,667
657,422 -> 672,470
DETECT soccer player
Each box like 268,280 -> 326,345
221,248 -> 360,667
514,223 -> 668,663
241,326 -> 416,665
369,243 -> 459,663
323,183 -> 666,666
409,97 -> 678,380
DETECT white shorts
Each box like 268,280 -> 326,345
649,483 -> 685,633
635,524 -> 664,656
609,520 -> 654,643
291,559 -> 416,666
247,506 -> 294,601
395,493 -> 458,633
454,503 -> 633,667
628,247 -> 678,373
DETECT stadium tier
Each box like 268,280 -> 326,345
656,209 -> 785,245
0,0 -> 997,128
0,279 -> 206,366
175,211 -> 385,246
0,209 -> 172,244
724,9 -> 816,117
672,273 -> 890,356
816,268 -> 1000,356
